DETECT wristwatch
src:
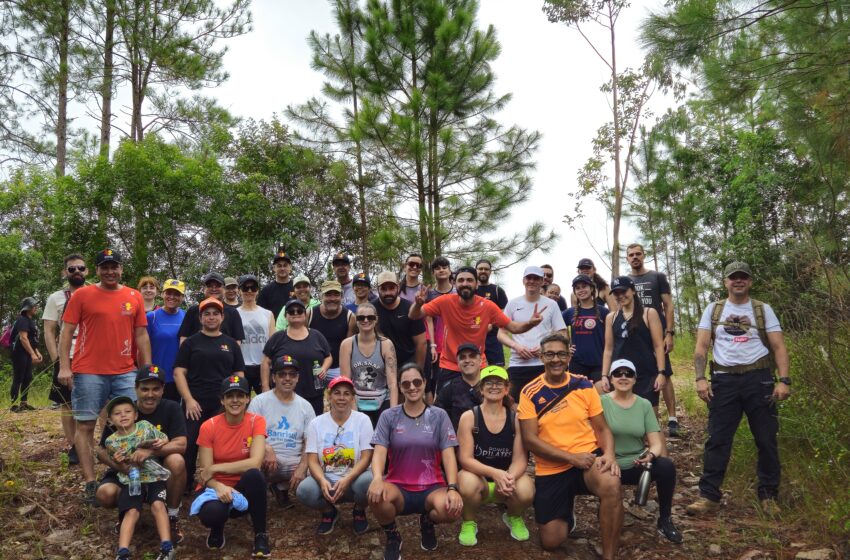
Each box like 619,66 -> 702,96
666,330 -> 675,336
446,484 -> 459,493
778,377 -> 792,386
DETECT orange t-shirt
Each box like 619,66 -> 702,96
62,284 -> 147,375
517,372 -> 603,476
196,412 -> 267,488
421,295 -> 510,372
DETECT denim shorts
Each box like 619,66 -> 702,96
72,371 -> 136,421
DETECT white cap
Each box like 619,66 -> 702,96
523,266 -> 546,278
609,359 -> 636,374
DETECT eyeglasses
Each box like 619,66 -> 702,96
542,351 -> 569,360
406,262 -> 422,269
400,378 -> 424,390
356,314 -> 377,323
67,266 -> 87,273
482,379 -> 506,387
286,308 -> 305,315
611,369 -> 636,379
241,285 -> 258,292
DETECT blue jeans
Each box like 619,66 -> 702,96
72,371 -> 136,421
296,471 -> 372,510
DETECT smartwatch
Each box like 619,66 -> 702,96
446,484 -> 460,493
778,377 -> 792,386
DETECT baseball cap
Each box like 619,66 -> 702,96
293,274 -> 311,287
162,278 -> 185,294
609,359 -> 636,375
284,298 -> 306,313
96,248 -> 122,265
572,274 -> 594,287
199,297 -> 224,313
352,272 -> 371,286
272,354 -> 299,373
456,342 -> 480,356
19,297 -> 38,313
202,271 -> 225,285
224,277 -> 238,288
523,266 -> 545,279
332,252 -> 351,265
479,365 -> 509,382
577,258 -> 595,269
610,276 -> 635,293
238,274 -> 258,288
321,280 -> 343,295
376,271 -> 399,286
272,248 -> 292,264
328,376 -> 355,391
136,364 -> 166,385
724,261 -> 752,278
220,375 -> 250,396
106,395 -> 136,416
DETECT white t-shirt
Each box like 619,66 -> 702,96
247,391 -> 315,470
238,306 -> 274,366
42,287 -> 80,356
305,411 -> 373,483
503,295 -> 567,368
698,299 -> 781,367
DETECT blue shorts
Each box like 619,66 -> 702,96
399,484 -> 442,516
72,371 -> 136,421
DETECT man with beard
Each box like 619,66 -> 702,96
42,253 -> 89,464
410,266 -> 544,390
177,272 -> 245,345
374,271 -> 427,369
474,259 -> 509,367
332,253 -> 357,306
306,280 -> 356,383
540,264 -> 568,311
258,248 -> 296,320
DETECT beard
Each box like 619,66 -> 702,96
381,294 -> 396,305
477,273 -> 489,283
68,275 -> 85,287
459,286 -> 475,300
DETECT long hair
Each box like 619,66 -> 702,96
592,272 -> 609,293
573,280 -> 601,326
626,288 -> 644,334
355,302 -> 384,338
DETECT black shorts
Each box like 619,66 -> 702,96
49,362 -> 72,405
117,480 -> 167,515
664,353 -> 673,377
568,360 -> 602,382
399,484 -> 442,516
99,469 -> 121,487
244,365 -> 262,395
534,467 -> 590,525
507,366 -> 543,403
636,385 -> 661,407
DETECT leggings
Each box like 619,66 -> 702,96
11,351 -> 34,403
184,398 -> 222,492
620,456 -> 676,518
197,468 -> 267,534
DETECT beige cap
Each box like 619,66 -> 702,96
293,274 -> 311,286
376,271 -> 399,286
321,280 -> 343,295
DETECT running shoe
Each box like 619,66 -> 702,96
206,527 -> 225,549
657,516 -> 683,543
419,513 -> 437,551
67,445 -> 79,465
154,547 -> 176,560
252,532 -> 271,557
686,497 -> 720,515
458,520 -> 477,546
667,419 -> 681,438
502,512 -> 529,541
269,483 -> 294,509
352,508 -> 369,535
83,480 -> 98,507
317,507 -> 338,535
384,532 -> 402,560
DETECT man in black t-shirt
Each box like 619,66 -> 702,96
435,342 -> 483,430
475,259 -> 509,367
257,248 -> 295,319
95,364 -> 188,543
374,271 -> 426,368
177,272 -> 245,343
541,264 -> 568,312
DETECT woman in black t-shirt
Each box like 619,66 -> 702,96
456,366 -> 533,546
10,297 -> 43,412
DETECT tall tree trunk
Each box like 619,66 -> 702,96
99,0 -> 115,157
608,3 -> 623,277
55,0 -> 70,176
349,30 -> 368,270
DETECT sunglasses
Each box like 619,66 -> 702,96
406,262 -> 422,269
400,378 -> 424,390
286,308 -> 305,315
356,314 -> 377,323
240,285 -> 259,292
67,266 -> 87,273
275,370 -> 299,378
611,369 -> 636,379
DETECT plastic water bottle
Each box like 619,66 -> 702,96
312,360 -> 323,390
128,466 -> 141,496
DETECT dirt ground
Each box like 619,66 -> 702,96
0,376 -> 846,560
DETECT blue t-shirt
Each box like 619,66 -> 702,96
563,305 -> 608,367
147,307 -> 185,383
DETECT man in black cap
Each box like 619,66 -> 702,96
332,252 -> 356,306
177,272 -> 245,344
95,364 -> 188,542
475,258 -> 509,368
434,342 -> 484,430
258,248 -> 295,319
346,272 -> 374,313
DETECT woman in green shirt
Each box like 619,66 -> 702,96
601,358 -> 682,544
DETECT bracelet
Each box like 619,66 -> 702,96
695,376 -> 706,382
446,483 -> 459,493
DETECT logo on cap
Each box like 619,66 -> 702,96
229,375 -> 240,383
103,249 -> 113,256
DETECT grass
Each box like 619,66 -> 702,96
0,360 -> 55,409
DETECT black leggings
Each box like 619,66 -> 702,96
11,351 -> 33,403
184,398 -> 222,492
620,456 -> 676,518
197,469 -> 267,534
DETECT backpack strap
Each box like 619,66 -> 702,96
710,299 -> 726,346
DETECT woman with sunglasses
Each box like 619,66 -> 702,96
456,366 -> 533,547
297,377 -> 374,535
237,274 -> 275,395
368,364 -> 462,560
339,302 -> 398,427
601,359 -> 682,543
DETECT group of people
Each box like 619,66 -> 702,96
4,245 -> 792,559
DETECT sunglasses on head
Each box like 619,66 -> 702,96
356,314 -> 377,323
400,378 -> 424,390
611,369 -> 636,379
67,265 -> 86,273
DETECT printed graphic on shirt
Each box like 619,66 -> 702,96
353,362 -> 380,390
723,314 -> 751,337
321,430 -> 356,476
268,416 -> 299,450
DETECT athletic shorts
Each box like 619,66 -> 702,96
49,362 -> 72,405
533,464 -> 594,525
117,480 -> 167,516
399,484 -> 442,516
99,469 -> 121,488
507,366 -> 544,403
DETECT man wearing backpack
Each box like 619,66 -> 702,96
688,262 -> 791,517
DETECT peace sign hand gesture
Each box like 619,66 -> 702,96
527,303 -> 544,327
415,285 -> 429,306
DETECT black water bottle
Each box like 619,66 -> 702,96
634,452 -> 653,506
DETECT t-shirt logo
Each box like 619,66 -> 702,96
537,396 -> 546,405
121,302 -> 134,315
244,436 -> 252,453
276,416 -> 290,430
471,316 -> 482,328
723,314 -> 751,340
584,318 -> 597,330
220,344 -> 230,352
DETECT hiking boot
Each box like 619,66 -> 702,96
19,402 -> 35,411
206,527 -> 225,550
458,520 -> 478,546
686,497 -> 720,515
502,512 -> 529,541
10,404 -> 20,413
384,532 -> 402,560
352,508 -> 369,535
760,498 -> 781,517
657,516 -> 683,544
67,445 -> 79,465
83,480 -> 98,507
169,515 -> 184,545
252,532 -> 271,557
667,419 -> 681,438
419,513 -> 437,551
269,483 -> 293,509
317,507 -> 338,535
154,547 -> 176,560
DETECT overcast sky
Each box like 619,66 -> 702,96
213,0 -> 671,296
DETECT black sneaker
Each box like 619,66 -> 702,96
83,480 -> 98,507
657,516 -> 683,544
419,513 -> 437,551
20,402 -> 35,411
352,508 -> 369,535
206,527 -> 225,550
269,483 -> 294,510
67,445 -> 79,465
384,533 -> 402,560
169,515 -> 184,545
10,404 -> 20,413
115,549 -> 130,560
252,532 -> 271,557
668,419 -> 681,438
317,507 -> 338,535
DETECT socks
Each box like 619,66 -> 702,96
167,506 -> 180,518
668,416 -> 678,423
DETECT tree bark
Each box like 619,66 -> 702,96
55,0 -> 70,176
99,0 -> 115,157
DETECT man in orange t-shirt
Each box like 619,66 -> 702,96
518,332 -> 622,559
410,266 -> 543,393
58,248 -> 151,505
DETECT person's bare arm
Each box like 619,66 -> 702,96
135,326 -> 151,364
43,319 -> 59,361
58,321 -> 77,387
413,332 -> 426,368
346,313 -> 356,338
588,413 -> 619,475
694,328 -> 713,403
596,314 -> 616,392
339,338 -> 353,378
260,354 -> 271,392
661,292 -> 675,353
383,340 -> 399,407
768,331 -> 791,401
646,309 -> 667,391
504,305 -> 543,334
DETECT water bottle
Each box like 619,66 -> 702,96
128,466 -> 141,496
634,453 -> 653,506
312,360 -> 323,390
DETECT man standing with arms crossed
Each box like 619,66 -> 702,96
58,249 -> 151,505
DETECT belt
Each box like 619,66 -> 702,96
711,355 -> 772,375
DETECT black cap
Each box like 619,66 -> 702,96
96,248 -> 122,265
106,395 -> 136,416
352,272 -> 371,286
332,252 -> 351,265
272,248 -> 292,264
202,271 -> 225,285
135,364 -> 166,385
572,274 -> 594,287
20,297 -> 38,313
238,274 -> 259,287
577,258 -> 594,269
220,375 -> 250,396
284,298 -> 306,313
272,354 -> 300,373
456,342 -> 480,356
610,276 -> 635,292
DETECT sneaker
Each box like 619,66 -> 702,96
502,512 -> 530,541
206,527 -> 225,550
154,547 -> 176,560
760,498 -> 781,517
10,404 -> 20,413
458,520 -> 478,546
83,480 -> 98,507
667,419 -> 680,438
419,513 -> 437,551
67,445 -> 79,465
252,532 -> 271,558
657,516 -> 683,544
115,548 -> 130,560
352,508 -> 369,535
317,507 -> 338,535
686,497 -> 720,515
269,483 -> 294,510
169,516 -> 184,545
383,533 -> 402,560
